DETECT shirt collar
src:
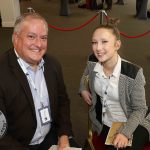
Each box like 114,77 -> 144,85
94,55 -> 121,78
14,49 -> 45,70
113,55 -> 121,78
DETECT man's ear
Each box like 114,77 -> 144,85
13,32 -> 19,39
13,32 -> 19,43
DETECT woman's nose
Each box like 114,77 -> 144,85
96,42 -> 102,50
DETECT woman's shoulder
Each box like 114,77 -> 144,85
121,58 -> 142,79
88,53 -> 98,62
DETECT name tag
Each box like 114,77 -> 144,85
38,106 -> 51,126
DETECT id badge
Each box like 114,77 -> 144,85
38,106 -> 51,126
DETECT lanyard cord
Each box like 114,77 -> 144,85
16,56 -> 46,107
17,57 -> 37,91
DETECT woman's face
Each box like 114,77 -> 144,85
92,28 -> 121,65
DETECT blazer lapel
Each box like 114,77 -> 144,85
8,50 -> 36,117
119,61 -> 127,112
43,59 -> 55,119
119,75 -> 126,102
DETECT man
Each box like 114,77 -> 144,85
115,0 -> 124,5
105,0 -> 112,10
136,0 -> 148,19
0,12 -> 74,150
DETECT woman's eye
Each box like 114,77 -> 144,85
92,41 -> 97,45
102,40 -> 108,43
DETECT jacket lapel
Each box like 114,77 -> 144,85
119,61 -> 127,114
8,49 -> 36,117
43,58 -> 55,119
119,75 -> 126,102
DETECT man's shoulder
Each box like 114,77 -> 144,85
44,54 -> 60,63
44,54 -> 61,69
0,49 -> 11,65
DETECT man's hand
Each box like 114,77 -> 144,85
113,133 -> 129,149
58,135 -> 70,150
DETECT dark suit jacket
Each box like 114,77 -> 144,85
0,49 -> 73,149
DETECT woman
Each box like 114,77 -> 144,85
79,19 -> 149,149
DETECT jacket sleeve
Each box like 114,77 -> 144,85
117,68 -> 148,139
0,135 -> 29,150
53,59 -> 73,137
0,97 -> 29,150
79,63 -> 90,94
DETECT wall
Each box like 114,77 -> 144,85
0,0 -> 20,27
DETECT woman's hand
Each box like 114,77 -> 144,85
58,135 -> 70,150
81,90 -> 92,105
113,133 -> 129,149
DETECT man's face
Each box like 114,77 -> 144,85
13,18 -> 48,67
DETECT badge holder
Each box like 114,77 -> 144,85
38,106 -> 51,126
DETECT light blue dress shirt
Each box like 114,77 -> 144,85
15,50 -> 51,145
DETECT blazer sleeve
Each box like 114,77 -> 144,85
49,57 -> 73,137
117,68 -> 148,139
79,63 -> 90,94
0,97 -> 29,150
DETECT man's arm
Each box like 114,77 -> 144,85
0,98 -> 29,150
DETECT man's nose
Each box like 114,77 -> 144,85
35,37 -> 42,47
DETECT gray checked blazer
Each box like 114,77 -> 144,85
79,53 -> 149,140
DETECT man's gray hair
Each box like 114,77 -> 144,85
13,12 -> 48,34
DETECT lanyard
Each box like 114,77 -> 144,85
17,57 -> 38,91
16,55 -> 46,107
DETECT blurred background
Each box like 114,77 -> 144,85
0,0 -> 150,147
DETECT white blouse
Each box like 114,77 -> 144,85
94,55 -> 127,127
